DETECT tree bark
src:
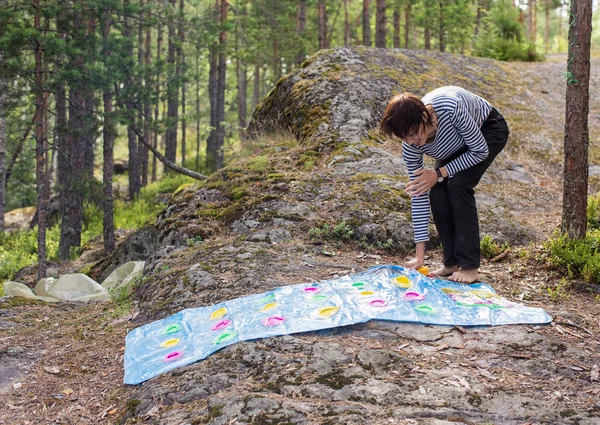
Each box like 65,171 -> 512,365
392,8 -> 400,48
153,0 -> 163,182
344,0 -> 350,47
195,52 -> 201,171
214,0 -> 228,170
124,0 -> 140,198
142,0 -> 151,186
206,0 -> 219,171
363,0 -> 371,46
165,0 -> 179,172
59,4 -> 86,260
34,0 -> 47,278
179,0 -> 186,167
562,0 -> 592,239
375,0 -> 386,48
318,0 -> 327,50
84,17 -> 96,180
102,8 -> 115,254
295,1 -> 307,65
438,0 -> 445,53
235,10 -> 247,134
0,54 -> 6,231
252,63 -> 260,111
404,2 -> 410,49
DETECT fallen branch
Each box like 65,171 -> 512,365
130,125 -> 208,181
490,249 -> 510,263
554,320 -> 593,336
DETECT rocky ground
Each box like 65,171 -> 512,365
1,48 -> 600,425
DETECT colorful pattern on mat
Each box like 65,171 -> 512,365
124,265 -> 552,384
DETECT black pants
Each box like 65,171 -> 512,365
429,107 -> 509,269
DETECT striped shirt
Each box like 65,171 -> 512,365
402,86 -> 492,243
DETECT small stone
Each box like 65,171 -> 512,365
591,364 -> 599,381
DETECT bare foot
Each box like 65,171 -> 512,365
429,265 -> 459,277
448,268 -> 480,284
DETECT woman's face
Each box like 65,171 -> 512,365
403,123 -> 428,147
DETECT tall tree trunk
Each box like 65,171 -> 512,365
438,0 -> 445,52
375,0 -> 386,48
153,0 -> 163,182
558,3 -> 562,39
165,0 -> 179,172
404,2 -> 410,49
124,0 -> 140,198
252,63 -> 260,111
215,0 -> 228,170
142,0 -> 151,186
393,8 -> 400,48
0,57 -> 6,231
475,0 -> 482,36
344,0 -> 350,47
206,0 -> 219,171
179,0 -> 186,167
528,0 -> 535,43
195,52 -> 201,171
562,0 -> 592,239
34,0 -> 47,279
295,1 -> 307,66
544,7 -> 549,54
83,17 -> 96,180
363,0 -> 371,46
206,0 -> 227,172
59,5 -> 86,259
56,9 -> 68,196
102,8 -> 115,254
235,11 -> 247,134
136,0 -> 146,185
318,0 -> 327,49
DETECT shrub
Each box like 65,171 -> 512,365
545,230 -> 600,283
588,192 -> 600,229
480,234 -> 509,259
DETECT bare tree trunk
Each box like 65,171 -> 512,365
84,17 -> 96,180
375,0 -> 386,48
404,2 -> 410,49
195,52 -> 201,171
165,0 -> 178,172
142,0 -> 151,186
59,5 -> 86,260
562,0 -> 592,239
344,0 -> 350,47
438,0 -> 445,52
0,56 -> 6,231
102,8 -> 115,254
153,1 -> 163,182
558,3 -> 563,39
393,8 -> 400,48
214,0 -> 228,170
206,0 -> 219,171
544,7 -> 549,54
295,1 -> 307,65
318,0 -> 327,49
124,0 -> 140,198
363,0 -> 371,46
252,63 -> 260,111
179,0 -> 186,167
235,11 -> 247,134
34,0 -> 47,278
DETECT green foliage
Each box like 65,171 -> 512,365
587,192 -> 600,229
545,230 -> 600,284
473,0 -> 543,61
480,235 -> 509,259
309,221 -> 354,242
0,226 -> 61,283
547,278 -> 570,302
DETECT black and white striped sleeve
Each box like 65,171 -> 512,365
444,101 -> 489,177
402,142 -> 430,243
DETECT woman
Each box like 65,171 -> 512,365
379,86 -> 509,283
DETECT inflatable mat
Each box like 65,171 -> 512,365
124,265 -> 551,384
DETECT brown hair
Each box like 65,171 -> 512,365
379,93 -> 433,140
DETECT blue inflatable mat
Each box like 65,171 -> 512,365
124,265 -> 552,384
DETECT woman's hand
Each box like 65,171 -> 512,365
406,169 -> 438,197
404,257 -> 424,270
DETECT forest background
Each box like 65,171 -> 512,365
0,0 -> 598,286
